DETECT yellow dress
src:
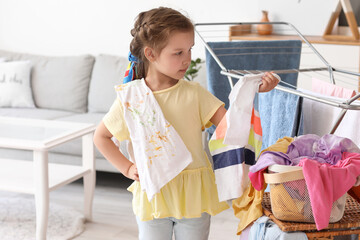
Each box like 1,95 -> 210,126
103,79 -> 229,221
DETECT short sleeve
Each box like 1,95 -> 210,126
196,83 -> 224,129
103,97 -> 130,141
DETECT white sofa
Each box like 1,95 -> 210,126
0,49 -> 208,173
0,49 -> 131,172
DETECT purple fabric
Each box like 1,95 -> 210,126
250,134 -> 360,173
249,151 -> 294,173
288,134 -> 360,165
286,134 -> 320,161
314,134 -> 360,164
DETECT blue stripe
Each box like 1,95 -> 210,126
213,148 -> 256,170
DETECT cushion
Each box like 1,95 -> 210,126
0,50 -> 95,113
88,54 -> 128,113
0,61 -> 35,108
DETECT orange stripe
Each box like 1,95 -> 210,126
215,116 -> 227,139
251,108 -> 262,136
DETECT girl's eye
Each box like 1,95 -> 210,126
175,51 -> 182,56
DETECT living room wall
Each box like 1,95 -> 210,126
0,0 -> 259,58
0,0 -> 335,58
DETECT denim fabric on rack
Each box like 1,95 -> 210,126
205,40 -> 302,143
205,40 -> 302,109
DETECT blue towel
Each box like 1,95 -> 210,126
205,40 -> 302,138
258,89 -> 303,150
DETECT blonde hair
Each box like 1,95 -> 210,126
130,7 -> 194,79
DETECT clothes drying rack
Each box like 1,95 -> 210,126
195,22 -> 360,134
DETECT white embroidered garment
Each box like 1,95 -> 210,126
116,79 -> 192,201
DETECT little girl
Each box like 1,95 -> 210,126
94,7 -> 279,240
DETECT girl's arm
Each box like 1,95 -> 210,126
210,105 -> 227,127
93,121 -> 139,181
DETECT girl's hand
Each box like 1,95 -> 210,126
124,163 -> 139,181
259,72 -> 280,93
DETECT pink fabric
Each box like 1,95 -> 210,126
312,77 -> 356,99
298,152 -> 360,230
248,169 -> 266,191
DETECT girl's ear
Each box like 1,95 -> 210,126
144,47 -> 156,62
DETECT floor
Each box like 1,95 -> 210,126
3,172 -> 358,240
48,172 -> 241,240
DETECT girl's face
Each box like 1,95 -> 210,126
151,30 -> 194,81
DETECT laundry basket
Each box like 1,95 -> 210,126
263,164 -> 347,223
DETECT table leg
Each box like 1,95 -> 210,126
82,132 -> 95,221
33,150 -> 49,240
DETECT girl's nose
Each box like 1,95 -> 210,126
184,55 -> 191,65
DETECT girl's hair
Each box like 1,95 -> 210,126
130,7 -> 194,79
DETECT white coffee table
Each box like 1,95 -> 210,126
0,117 -> 97,240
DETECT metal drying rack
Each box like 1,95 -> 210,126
195,21 -> 360,133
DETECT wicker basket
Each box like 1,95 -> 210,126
264,164 -> 347,223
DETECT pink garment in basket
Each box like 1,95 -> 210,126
298,152 -> 360,230
311,77 -> 356,99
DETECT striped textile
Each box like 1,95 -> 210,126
209,74 -> 263,202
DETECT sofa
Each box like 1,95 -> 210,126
0,49 -> 132,172
0,49 -> 208,173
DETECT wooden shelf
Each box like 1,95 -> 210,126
229,33 -> 360,46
